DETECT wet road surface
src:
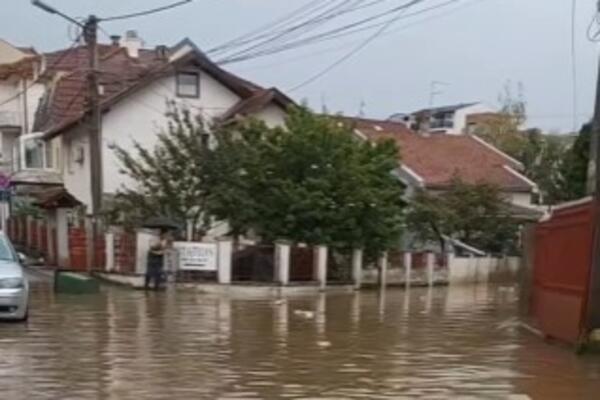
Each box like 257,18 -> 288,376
1,269 -> 600,399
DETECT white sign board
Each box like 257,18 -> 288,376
174,242 -> 217,271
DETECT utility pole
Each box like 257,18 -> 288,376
587,0 -> 600,337
83,15 -> 103,274
33,1 -> 103,273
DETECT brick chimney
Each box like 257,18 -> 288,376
120,30 -> 144,58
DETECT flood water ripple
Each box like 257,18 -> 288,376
1,272 -> 600,399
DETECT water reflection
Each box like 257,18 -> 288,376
1,275 -> 600,399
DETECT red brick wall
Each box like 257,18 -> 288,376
40,223 -> 48,256
115,231 -> 136,274
93,236 -> 106,272
30,220 -> 38,250
69,227 -> 87,272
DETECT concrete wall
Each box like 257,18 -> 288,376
62,125 -> 91,207
0,39 -> 27,64
448,255 -> 521,285
60,69 -> 287,210
509,191 -> 534,207
451,103 -> 494,135
362,266 -> 448,286
361,255 -> 521,287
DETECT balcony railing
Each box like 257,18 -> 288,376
0,110 -> 21,127
430,119 -> 454,129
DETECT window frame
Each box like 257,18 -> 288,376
176,71 -> 200,99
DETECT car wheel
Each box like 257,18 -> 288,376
18,308 -> 29,322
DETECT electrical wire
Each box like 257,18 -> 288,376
100,0 -> 193,22
216,0 -> 436,65
230,0 -> 483,72
207,0 -> 329,55
217,0 -> 367,62
221,0 -> 462,65
210,0 -> 396,56
0,35 -> 83,108
287,0 -> 421,92
571,0 -> 578,133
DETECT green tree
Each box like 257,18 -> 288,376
473,81 -> 527,159
206,107 -> 406,255
110,104 -> 212,236
560,123 -> 591,201
406,180 -> 518,254
520,129 -> 569,205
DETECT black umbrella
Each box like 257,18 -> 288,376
142,216 -> 182,231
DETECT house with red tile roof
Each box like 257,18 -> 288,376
0,32 -> 294,212
339,116 -> 540,216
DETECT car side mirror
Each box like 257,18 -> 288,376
18,252 -> 27,265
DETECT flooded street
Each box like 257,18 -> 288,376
2,271 -> 600,399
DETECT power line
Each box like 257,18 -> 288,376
0,35 -> 82,108
207,0 -> 330,55
288,0 -> 422,92
230,0 -> 483,72
217,0 -> 448,65
100,0 -> 193,22
217,0 -> 367,63
211,0 -> 397,57
571,0 -> 578,133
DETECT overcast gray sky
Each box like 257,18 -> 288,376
1,0 -> 597,133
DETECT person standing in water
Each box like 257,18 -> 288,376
144,232 -> 171,291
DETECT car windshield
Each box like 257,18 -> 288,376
0,235 -> 17,262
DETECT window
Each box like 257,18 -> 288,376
17,132 -> 55,170
176,72 -> 200,98
23,137 -> 44,169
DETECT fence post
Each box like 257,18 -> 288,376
55,208 -> 70,268
105,232 -> 114,272
378,252 -> 388,289
217,238 -> 233,284
352,248 -> 363,290
26,215 -> 33,249
314,245 -> 328,290
274,240 -> 291,286
426,252 -> 435,287
404,252 -> 412,289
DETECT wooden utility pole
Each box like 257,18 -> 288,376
84,15 -> 103,273
587,0 -> 600,335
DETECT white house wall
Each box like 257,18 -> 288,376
0,39 -> 26,64
451,104 -> 494,135
0,79 -> 45,133
100,71 -> 243,199
509,192 -> 533,207
253,104 -> 287,128
62,125 -> 92,207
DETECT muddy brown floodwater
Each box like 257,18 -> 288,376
1,271 -> 600,400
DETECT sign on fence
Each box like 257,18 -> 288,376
173,242 -> 217,271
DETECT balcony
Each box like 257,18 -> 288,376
8,132 -> 63,186
429,119 -> 454,130
0,110 -> 21,127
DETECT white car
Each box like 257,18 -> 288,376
0,233 -> 29,322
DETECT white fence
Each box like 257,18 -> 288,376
447,255 -> 521,285
361,253 -> 521,287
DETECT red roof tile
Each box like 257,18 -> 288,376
339,116 -> 534,193
36,41 -> 280,136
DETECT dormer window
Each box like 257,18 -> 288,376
176,71 -> 200,98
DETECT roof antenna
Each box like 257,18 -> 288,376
429,80 -> 448,107
358,99 -> 366,117
320,92 -> 328,114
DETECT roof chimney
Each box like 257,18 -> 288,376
416,112 -> 431,136
120,30 -> 144,58
155,45 -> 169,60
110,35 -> 121,46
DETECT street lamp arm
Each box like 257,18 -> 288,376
31,0 -> 84,27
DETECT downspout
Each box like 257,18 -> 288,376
21,78 -> 29,134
